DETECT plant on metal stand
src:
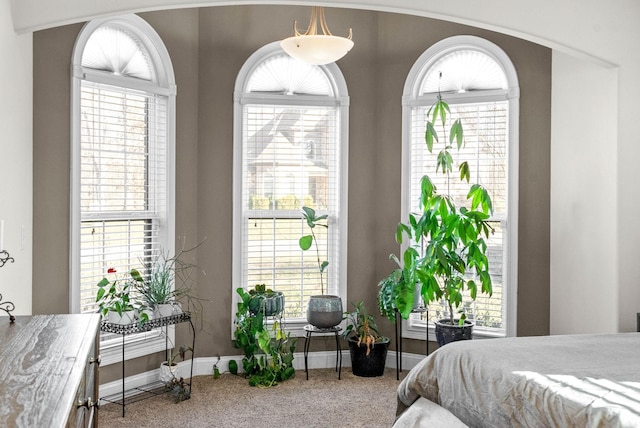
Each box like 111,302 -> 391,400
300,206 -> 342,328
378,89 -> 494,346
230,286 -> 296,387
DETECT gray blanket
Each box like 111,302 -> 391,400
396,333 -> 640,427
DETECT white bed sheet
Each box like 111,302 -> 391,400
396,333 -> 640,427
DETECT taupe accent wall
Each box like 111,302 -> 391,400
33,5 -> 550,379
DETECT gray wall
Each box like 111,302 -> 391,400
33,5 -> 550,380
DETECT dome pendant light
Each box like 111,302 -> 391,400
280,7 -> 353,65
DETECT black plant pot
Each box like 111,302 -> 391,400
347,336 -> 390,377
434,319 -> 473,347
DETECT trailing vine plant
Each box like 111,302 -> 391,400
230,286 -> 296,387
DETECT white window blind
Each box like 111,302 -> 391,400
241,104 -> 340,320
408,101 -> 508,333
79,81 -> 168,314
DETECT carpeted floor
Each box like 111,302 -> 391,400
100,368 -> 403,427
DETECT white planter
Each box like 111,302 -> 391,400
156,303 -> 174,318
159,362 -> 178,383
155,304 -> 177,318
107,310 -> 135,325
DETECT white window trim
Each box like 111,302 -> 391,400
231,42 -> 349,338
70,14 -> 177,363
401,35 -> 520,341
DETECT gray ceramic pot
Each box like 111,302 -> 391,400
307,295 -> 343,328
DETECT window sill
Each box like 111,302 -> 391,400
402,320 -> 506,342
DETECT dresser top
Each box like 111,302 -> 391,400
0,314 -> 100,427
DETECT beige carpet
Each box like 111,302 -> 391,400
100,368 -> 403,427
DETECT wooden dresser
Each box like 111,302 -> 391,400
0,314 -> 101,427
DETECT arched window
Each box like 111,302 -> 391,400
233,42 -> 349,333
70,15 -> 176,362
402,36 -> 519,338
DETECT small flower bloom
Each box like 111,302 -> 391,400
107,268 -> 117,274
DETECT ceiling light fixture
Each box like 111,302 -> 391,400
280,7 -> 353,65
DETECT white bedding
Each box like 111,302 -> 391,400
396,333 -> 640,427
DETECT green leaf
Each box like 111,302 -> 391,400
228,359 -> 238,375
468,279 -> 477,300
437,149 -> 453,174
257,328 -> 271,354
299,235 -> 313,250
468,184 -> 493,215
425,121 -> 437,152
96,287 -> 105,302
97,277 -> 109,288
396,223 -> 410,244
301,205 -> 315,219
450,119 -> 464,149
130,268 -> 144,282
421,175 -> 434,196
480,271 -> 493,296
320,261 -> 329,273
432,98 -> 449,126
459,161 -> 470,183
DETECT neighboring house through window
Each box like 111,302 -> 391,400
402,36 -> 519,339
70,15 -> 176,364
233,42 -> 349,335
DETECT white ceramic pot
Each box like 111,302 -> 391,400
159,362 -> 179,383
155,303 -> 176,318
107,310 -> 135,325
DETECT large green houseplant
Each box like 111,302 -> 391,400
378,93 -> 494,346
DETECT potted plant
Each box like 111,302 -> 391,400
131,245 -> 204,319
299,206 -> 342,328
160,344 -> 193,402
230,287 -> 296,387
247,283 -> 285,317
342,300 -> 390,377
378,91 -> 494,346
96,268 -> 148,325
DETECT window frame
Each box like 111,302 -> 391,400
232,42 -> 349,338
70,14 -> 177,365
401,35 -> 520,340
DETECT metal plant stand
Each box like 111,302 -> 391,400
395,308 -> 429,380
303,324 -> 342,380
100,311 -> 196,417
0,250 -> 16,323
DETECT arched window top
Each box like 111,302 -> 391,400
246,54 -> 333,96
72,14 -> 175,91
420,49 -> 507,94
236,42 -> 348,103
81,24 -> 154,81
405,35 -> 519,101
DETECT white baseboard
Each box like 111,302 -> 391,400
99,351 -> 426,401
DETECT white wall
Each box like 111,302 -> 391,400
0,0 -> 32,316
6,0 -> 640,332
550,51 -> 618,334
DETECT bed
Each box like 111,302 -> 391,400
395,333 -> 640,427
